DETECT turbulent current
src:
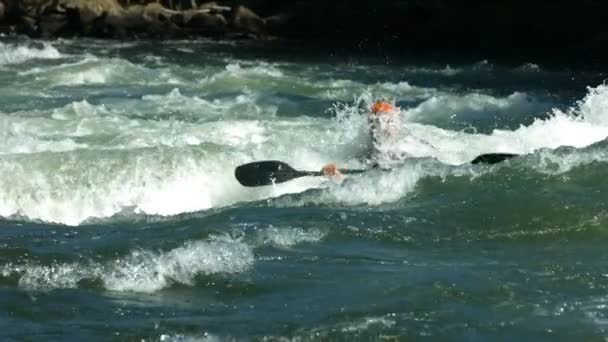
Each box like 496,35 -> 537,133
0,38 -> 608,341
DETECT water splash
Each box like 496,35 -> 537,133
1,235 -> 254,293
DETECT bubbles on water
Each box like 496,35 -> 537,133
256,226 -> 326,247
2,235 -> 254,293
158,333 -> 222,342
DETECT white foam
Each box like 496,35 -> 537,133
158,333 -> 222,342
404,65 -> 461,76
3,236 -> 253,293
573,84 -> 608,125
139,88 -> 275,121
406,91 -> 544,122
224,62 -> 284,78
319,80 -> 437,102
19,56 -> 181,86
103,236 -> 253,292
0,136 -> 335,225
517,63 -> 541,72
276,159 -> 450,207
257,226 -> 326,247
0,42 -> 63,65
2,78 -> 608,224
279,314 -> 397,340
0,96 -> 275,156
196,62 -> 285,89
17,54 -> 97,76
373,81 -> 437,101
530,142 -> 608,175
339,316 -> 397,332
0,91 -> 354,224
0,100 -> 114,155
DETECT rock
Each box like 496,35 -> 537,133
184,10 -> 227,32
199,1 -> 230,13
199,1 -> 218,10
39,12 -> 67,37
142,2 -> 178,22
231,5 -> 265,35
117,3 -> 179,36
17,15 -> 38,35
100,5 -> 144,36
60,0 -> 124,26
141,2 -> 180,37
0,2 -> 5,22
1,0 -> 17,20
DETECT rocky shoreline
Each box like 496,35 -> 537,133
0,0 -> 278,39
1,1 -> 607,66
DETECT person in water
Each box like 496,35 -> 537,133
321,100 -> 519,177
321,100 -> 436,178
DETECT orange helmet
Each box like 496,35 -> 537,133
371,101 -> 395,115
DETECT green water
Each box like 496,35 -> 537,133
0,37 -> 607,341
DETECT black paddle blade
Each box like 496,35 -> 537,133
235,160 -> 311,187
471,153 -> 519,165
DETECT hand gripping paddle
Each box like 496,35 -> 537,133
234,160 -> 365,187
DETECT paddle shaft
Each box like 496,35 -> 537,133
301,169 -> 367,176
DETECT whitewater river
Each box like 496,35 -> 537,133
1,38 -> 608,341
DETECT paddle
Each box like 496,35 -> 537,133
234,160 -> 365,187
235,153 -> 519,187
470,153 -> 518,164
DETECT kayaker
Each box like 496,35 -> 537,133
322,100 -> 436,177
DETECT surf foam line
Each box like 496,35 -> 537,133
0,129 -> 337,226
406,91 -> 554,127
0,235 -> 254,293
17,55 -> 183,86
2,82 -> 606,224
0,41 -> 63,66
196,62 -> 439,102
0,146 -> 248,225
0,94 -> 280,155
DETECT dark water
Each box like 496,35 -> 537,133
0,38 -> 608,341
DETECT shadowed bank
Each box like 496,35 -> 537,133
0,0 -> 607,67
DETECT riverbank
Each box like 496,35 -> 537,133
1,1 -> 607,67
